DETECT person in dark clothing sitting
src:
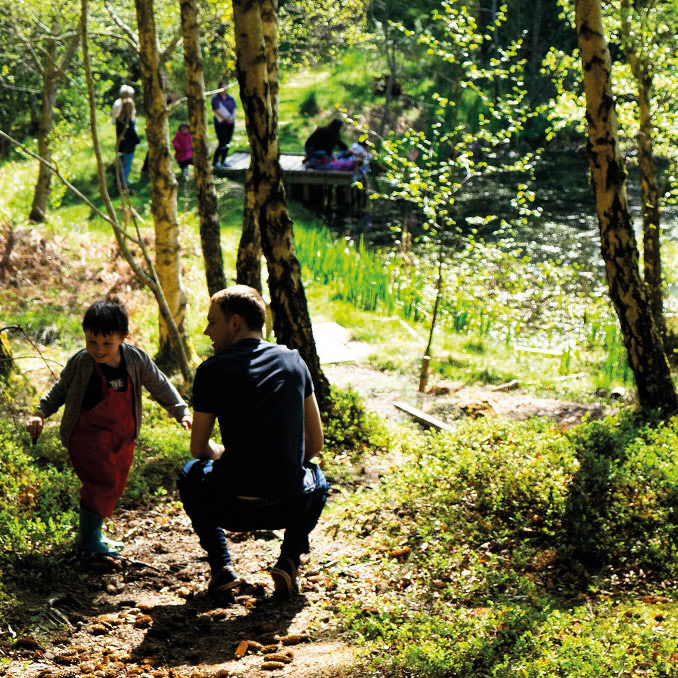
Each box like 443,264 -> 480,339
177,285 -> 329,601
304,119 -> 347,169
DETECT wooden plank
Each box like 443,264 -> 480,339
393,401 -> 455,433
220,152 -> 354,185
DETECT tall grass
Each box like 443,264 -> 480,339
294,221 -> 630,383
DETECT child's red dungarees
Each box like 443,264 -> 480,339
68,362 -> 136,518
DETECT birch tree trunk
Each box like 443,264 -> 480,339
236,167 -> 263,291
575,0 -> 676,412
29,32 -> 79,223
81,0 -> 193,386
0,331 -> 13,379
179,0 -> 226,296
135,0 -> 194,368
619,2 -> 665,338
636,73 -> 664,338
232,0 -> 330,405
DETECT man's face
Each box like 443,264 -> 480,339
204,302 -> 235,353
85,330 -> 126,367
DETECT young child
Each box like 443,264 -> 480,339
172,122 -> 193,178
26,299 -> 192,556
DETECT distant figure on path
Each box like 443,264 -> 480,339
111,84 -> 134,124
304,119 -> 348,169
172,122 -> 193,178
116,98 -> 141,192
211,81 -> 237,169
26,299 -> 191,556
177,285 -> 329,601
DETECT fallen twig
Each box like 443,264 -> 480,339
1,325 -> 59,381
116,556 -> 164,572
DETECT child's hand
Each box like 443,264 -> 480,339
26,414 -> 44,442
180,415 -> 192,430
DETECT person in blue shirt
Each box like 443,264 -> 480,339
211,81 -> 237,169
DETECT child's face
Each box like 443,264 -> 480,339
84,330 -> 127,367
180,125 -> 190,134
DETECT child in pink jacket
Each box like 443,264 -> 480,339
172,122 -> 193,177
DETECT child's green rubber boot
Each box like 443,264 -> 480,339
78,506 -> 124,556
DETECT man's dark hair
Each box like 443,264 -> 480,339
218,80 -> 228,89
82,299 -> 129,336
212,285 -> 266,331
328,119 -> 343,131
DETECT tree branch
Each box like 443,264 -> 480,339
12,21 -> 45,75
0,78 -> 40,95
160,27 -> 183,64
103,0 -> 139,49
0,130 -> 144,249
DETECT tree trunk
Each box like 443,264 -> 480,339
575,0 -> 677,412
236,166 -> 263,291
528,0 -> 544,104
135,0 -> 194,369
375,12 -> 396,141
637,72 -> 664,338
0,330 -> 13,379
232,0 -> 330,406
179,0 -> 226,296
81,0 -> 193,387
29,33 -> 79,223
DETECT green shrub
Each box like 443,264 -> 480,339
338,413 -> 678,676
0,421 -> 77,555
322,385 -> 388,456
563,411 -> 678,574
127,404 -> 193,507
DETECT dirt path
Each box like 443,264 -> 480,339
2,365 -> 613,678
3,498 -> 365,678
323,363 -> 612,429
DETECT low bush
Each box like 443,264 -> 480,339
563,411 -> 678,574
336,412 -> 678,676
0,421 -> 77,556
321,386 -> 386,454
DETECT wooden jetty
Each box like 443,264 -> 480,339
216,151 -> 365,210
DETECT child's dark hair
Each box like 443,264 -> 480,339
82,299 -> 129,336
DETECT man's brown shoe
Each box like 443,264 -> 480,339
270,555 -> 299,599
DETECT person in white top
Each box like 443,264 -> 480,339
111,85 -> 135,124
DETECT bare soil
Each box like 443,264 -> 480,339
1,499 -> 366,678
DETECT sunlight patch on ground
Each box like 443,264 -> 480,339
313,322 -> 373,364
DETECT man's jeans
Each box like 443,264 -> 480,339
177,458 -> 330,573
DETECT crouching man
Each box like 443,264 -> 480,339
177,285 -> 329,599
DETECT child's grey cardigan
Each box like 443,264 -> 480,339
38,343 -> 190,447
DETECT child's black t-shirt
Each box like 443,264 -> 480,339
81,354 -> 128,411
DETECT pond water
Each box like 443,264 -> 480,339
323,149 -> 678,281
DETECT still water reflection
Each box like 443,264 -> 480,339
325,150 -> 678,278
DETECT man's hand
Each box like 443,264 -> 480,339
190,411 -> 221,459
180,415 -> 193,430
26,414 -> 44,443
208,440 -> 225,460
